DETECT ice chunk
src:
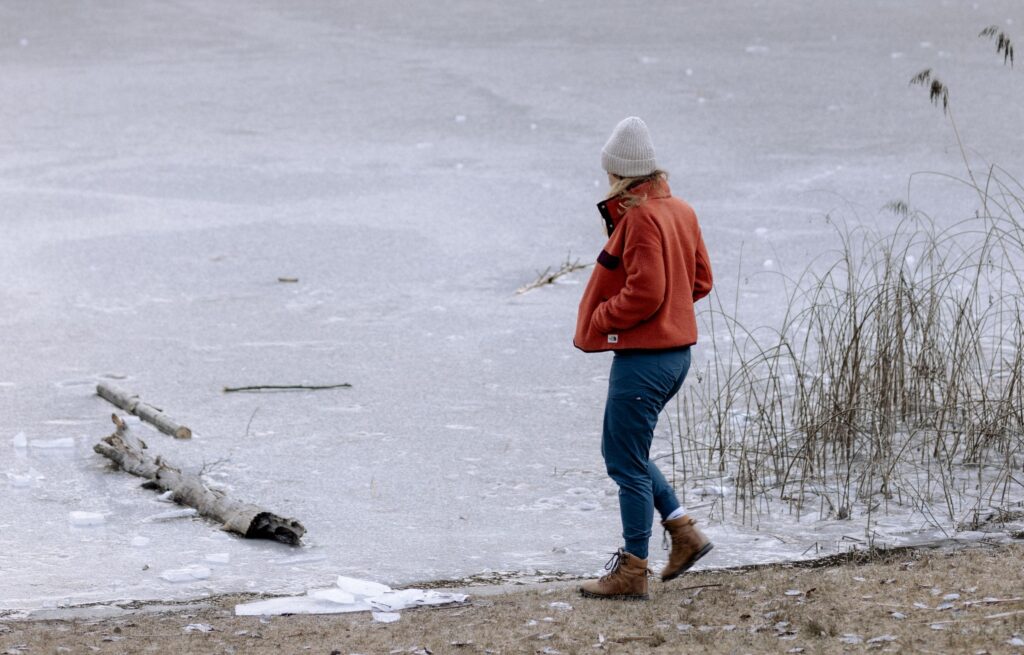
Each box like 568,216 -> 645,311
160,565 -> 211,583
183,623 -> 213,633
372,611 -> 401,623
12,432 -> 27,449
336,576 -> 391,597
369,589 -> 467,612
143,508 -> 198,522
31,437 -> 75,449
131,536 -> 151,547
7,472 -> 33,488
68,511 -> 105,527
204,553 -> 230,565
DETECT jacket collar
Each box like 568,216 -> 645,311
596,179 -> 671,235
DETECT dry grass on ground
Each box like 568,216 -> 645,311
2,544 -> 1023,654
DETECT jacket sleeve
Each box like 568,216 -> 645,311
692,228 -> 713,302
592,216 -> 666,333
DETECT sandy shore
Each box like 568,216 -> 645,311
3,542 -> 1023,654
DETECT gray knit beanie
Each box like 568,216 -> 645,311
601,116 -> 657,177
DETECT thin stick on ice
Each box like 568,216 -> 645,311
93,414 -> 305,545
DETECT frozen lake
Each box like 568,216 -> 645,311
2,1 -> 1023,610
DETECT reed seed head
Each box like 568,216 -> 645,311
979,25 -> 1014,67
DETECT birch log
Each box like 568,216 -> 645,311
94,414 -> 305,545
96,383 -> 192,439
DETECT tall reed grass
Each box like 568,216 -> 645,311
666,28 -> 1023,535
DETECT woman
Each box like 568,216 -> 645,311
575,117 -> 714,601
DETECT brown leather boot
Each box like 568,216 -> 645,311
579,549 -> 649,601
660,515 -> 713,582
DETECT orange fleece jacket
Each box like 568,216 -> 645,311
574,180 -> 712,352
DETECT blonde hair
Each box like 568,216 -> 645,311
605,169 -> 669,212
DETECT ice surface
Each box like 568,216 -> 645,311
11,433 -> 27,449
130,536 -> 151,548
2,0 -> 1024,611
205,553 -> 231,565
142,509 -> 198,522
68,511 -> 106,527
159,566 -> 212,583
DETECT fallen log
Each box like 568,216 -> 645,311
94,414 -> 305,546
96,383 -> 192,439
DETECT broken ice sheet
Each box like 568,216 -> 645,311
336,576 -> 391,597
234,577 -> 467,616
309,588 -> 356,604
372,611 -> 401,623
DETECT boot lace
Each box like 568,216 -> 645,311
599,549 -> 653,580
599,550 -> 624,581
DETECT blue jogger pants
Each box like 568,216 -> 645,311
602,347 -> 690,559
